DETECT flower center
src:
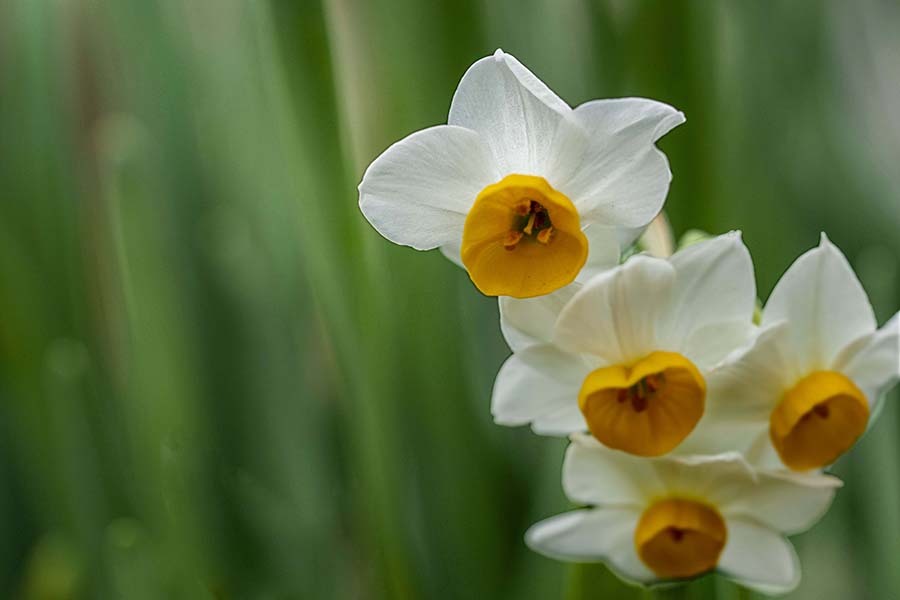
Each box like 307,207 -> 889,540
769,370 -> 869,471
577,351 -> 705,456
635,498 -> 727,579
460,174 -> 588,298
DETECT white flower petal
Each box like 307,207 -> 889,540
573,97 -> 685,144
532,405 -> 592,436
358,125 -> 499,250
448,49 -> 574,176
499,286 -> 580,351
525,508 -> 654,584
564,436 -> 827,523
762,234 -> 877,372
576,224 -> 622,282
646,452 -> 755,501
657,233 -> 757,365
561,98 -> 684,228
713,470 -> 841,534
718,517 -> 800,595
702,323 -> 796,435
491,344 -> 591,436
675,414 -> 767,459
438,239 -> 463,267
563,433 -> 665,507
744,431 -> 790,471
542,113 -> 591,191
833,311 -> 899,413
554,255 -> 676,364
680,320 -> 758,372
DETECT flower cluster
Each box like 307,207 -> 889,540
359,50 -> 900,594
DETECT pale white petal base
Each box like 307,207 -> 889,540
718,517 -> 800,595
525,508 -> 654,584
499,286 -> 580,352
359,125 -> 499,250
554,255 -> 676,363
491,345 -> 591,435
834,311 -> 900,417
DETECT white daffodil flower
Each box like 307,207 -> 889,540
492,232 -> 757,456
699,234 -> 900,472
526,434 -> 841,594
358,49 -> 684,299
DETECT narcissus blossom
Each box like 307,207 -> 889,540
526,434 -> 841,593
700,235 -> 900,472
358,49 -> 683,298
492,233 -> 757,456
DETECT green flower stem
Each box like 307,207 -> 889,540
648,585 -> 691,600
565,564 -> 739,600
565,564 -> 648,600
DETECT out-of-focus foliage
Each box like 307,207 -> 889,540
0,1 -> 897,599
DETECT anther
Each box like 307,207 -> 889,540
536,227 -> 554,244
503,230 -> 523,250
514,200 -> 531,216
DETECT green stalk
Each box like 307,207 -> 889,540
565,563 -> 647,600
648,586 -> 690,600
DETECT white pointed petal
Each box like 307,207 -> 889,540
448,50 -> 574,175
679,322 -> 791,459
681,321 -> 758,371
570,146 -> 671,229
744,431 -> 789,471
359,125 -> 499,250
573,97 -> 685,143
542,113 -> 591,189
565,437 -> 778,516
718,517 -> 800,595
563,433 -> 664,507
439,240 -> 463,267
491,345 -> 590,436
833,312 -> 899,412
703,323 -> 796,431
554,255 -> 676,364
499,285 -> 580,351
561,98 -> 684,228
647,452 -> 755,500
658,233 -> 757,364
576,224 -> 622,283
526,509 -> 655,583
675,415 -> 768,458
714,470 -> 841,534
762,234 -> 877,371
532,405 -> 592,436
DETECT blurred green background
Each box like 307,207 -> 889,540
1,1 -> 898,599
